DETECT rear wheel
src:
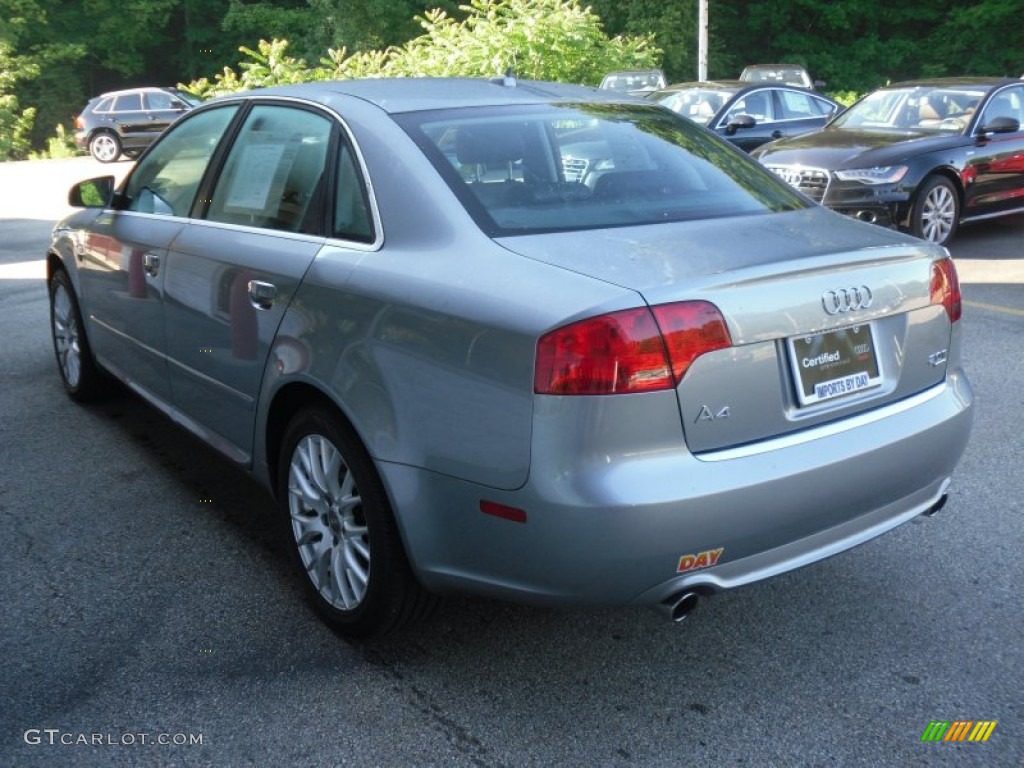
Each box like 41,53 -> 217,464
909,175 -> 959,246
278,407 -> 436,637
89,131 -> 121,163
49,269 -> 106,401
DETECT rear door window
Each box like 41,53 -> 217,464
206,104 -> 333,234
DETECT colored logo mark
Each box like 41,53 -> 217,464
920,721 -> 997,742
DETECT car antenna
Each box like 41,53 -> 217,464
492,66 -> 516,87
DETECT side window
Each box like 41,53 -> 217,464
145,91 -> 174,111
123,106 -> 239,217
207,105 -> 332,234
979,86 -> 1024,128
95,97 -> 114,113
724,91 -> 774,124
777,90 -> 827,120
112,93 -> 143,112
333,143 -> 374,242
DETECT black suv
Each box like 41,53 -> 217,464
74,87 -> 201,162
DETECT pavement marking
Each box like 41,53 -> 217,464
963,300 -> 1024,318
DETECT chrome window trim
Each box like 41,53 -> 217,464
205,95 -> 385,252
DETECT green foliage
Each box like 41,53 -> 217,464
184,0 -> 660,97
0,94 -> 35,160
81,0 -> 178,76
28,123 -> 77,159
184,38 -> 313,98
828,90 -> 862,108
379,0 -> 659,83
0,41 -> 37,160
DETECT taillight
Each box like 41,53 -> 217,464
75,115 -> 85,130
930,258 -> 962,323
534,301 -> 732,395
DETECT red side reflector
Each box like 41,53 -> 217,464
930,258 -> 962,323
480,500 -> 527,524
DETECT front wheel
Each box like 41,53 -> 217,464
49,269 -> 106,401
909,175 -> 959,246
278,407 -> 436,637
89,131 -> 121,163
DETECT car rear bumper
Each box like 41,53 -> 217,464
381,372 -> 973,607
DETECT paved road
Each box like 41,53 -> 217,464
1,158 -> 1021,767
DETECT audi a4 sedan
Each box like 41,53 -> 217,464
754,77 -> 1024,245
648,81 -> 840,152
48,77 -> 973,637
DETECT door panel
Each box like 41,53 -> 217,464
163,103 -> 334,456
78,104 -> 241,404
965,86 -> 1024,217
76,213 -> 182,401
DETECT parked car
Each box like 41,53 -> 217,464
598,69 -> 666,96
73,86 -> 201,163
753,77 -> 1024,245
648,80 -> 840,152
48,77 -> 973,637
740,63 -> 823,90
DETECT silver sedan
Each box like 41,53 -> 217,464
47,77 -> 973,637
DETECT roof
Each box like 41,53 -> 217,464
882,77 -> 1018,89
224,77 -> 631,114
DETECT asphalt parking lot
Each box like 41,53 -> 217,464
1,157 -> 1021,767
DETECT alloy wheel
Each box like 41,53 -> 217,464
287,434 -> 371,611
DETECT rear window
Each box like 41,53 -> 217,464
397,103 -> 807,236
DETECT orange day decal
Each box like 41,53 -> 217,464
677,548 -> 724,573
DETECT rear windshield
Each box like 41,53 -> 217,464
397,103 -> 808,236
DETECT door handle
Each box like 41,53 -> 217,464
247,280 -> 277,310
771,130 -> 785,139
142,252 -> 160,276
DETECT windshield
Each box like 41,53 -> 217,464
599,71 -> 665,92
650,87 -> 737,124
741,67 -> 810,88
832,86 -> 987,133
397,103 -> 807,237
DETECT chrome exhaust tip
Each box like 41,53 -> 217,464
659,591 -> 699,623
856,210 -> 878,224
922,493 -> 949,517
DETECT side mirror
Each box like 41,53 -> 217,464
725,114 -> 757,135
69,176 -> 116,208
978,115 -> 1020,135
170,100 -> 187,111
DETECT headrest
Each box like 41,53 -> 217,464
456,124 -> 525,166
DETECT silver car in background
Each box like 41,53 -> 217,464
48,78 -> 973,637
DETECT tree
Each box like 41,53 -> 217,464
0,42 -> 37,160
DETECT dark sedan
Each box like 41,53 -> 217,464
648,81 -> 840,152
753,77 -> 1024,245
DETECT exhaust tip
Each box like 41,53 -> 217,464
922,493 -> 949,517
856,210 -> 878,224
661,591 -> 700,623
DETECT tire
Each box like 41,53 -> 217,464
89,131 -> 121,163
909,175 -> 959,246
278,407 -> 436,637
49,269 -> 106,401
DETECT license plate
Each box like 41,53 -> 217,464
788,324 -> 881,406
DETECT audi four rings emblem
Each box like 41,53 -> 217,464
822,286 -> 873,314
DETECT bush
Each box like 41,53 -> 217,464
182,0 -> 660,97
29,124 -> 78,160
